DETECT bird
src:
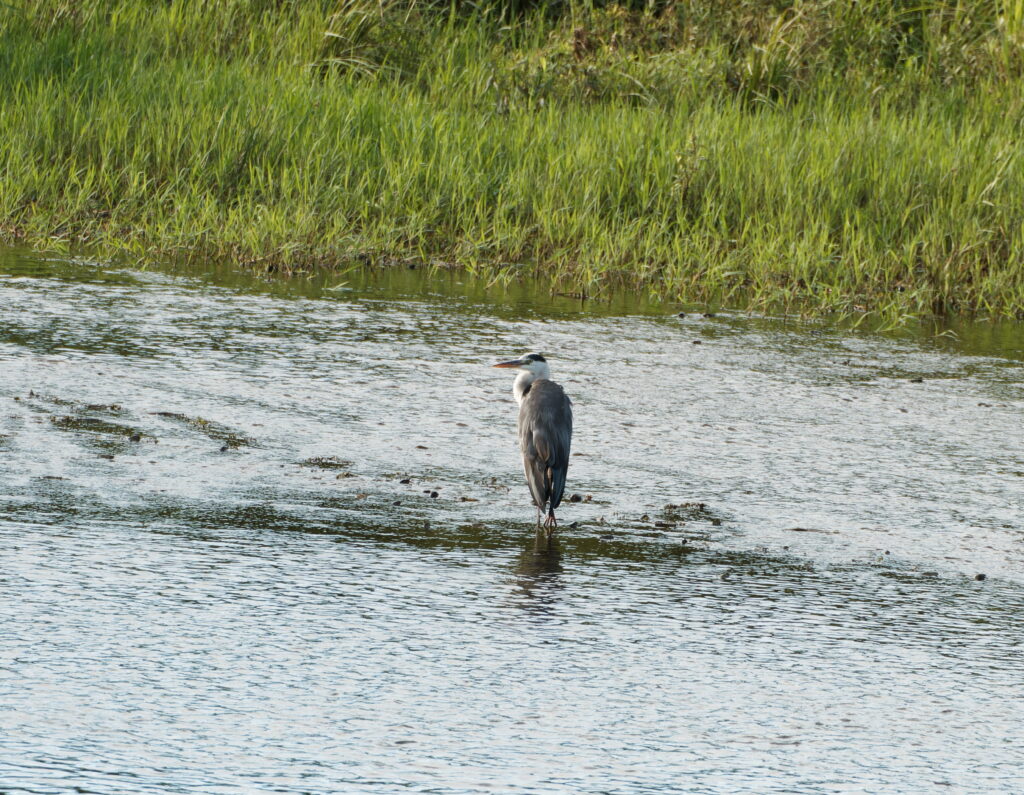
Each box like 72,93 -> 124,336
492,353 -> 573,534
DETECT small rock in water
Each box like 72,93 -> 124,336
975,573 -> 987,581
909,377 -> 924,383
415,445 -> 428,449
220,444 -> 229,452
430,491 -> 439,498
400,478 -> 411,484
129,433 -> 141,442
703,312 -> 716,318
569,493 -> 582,503
676,312 -> 686,318
393,501 -> 401,506
692,340 -> 702,345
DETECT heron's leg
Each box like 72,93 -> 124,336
544,510 -> 557,539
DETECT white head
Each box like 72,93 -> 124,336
492,352 -> 550,379
492,353 -> 551,405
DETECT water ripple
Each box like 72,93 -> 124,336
1,251 -> 1022,793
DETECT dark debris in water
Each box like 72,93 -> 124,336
152,411 -> 253,448
299,456 -> 352,470
86,403 -> 124,413
27,391 -> 125,415
612,505 -> 730,542
875,568 -> 951,584
49,415 -> 148,439
45,414 -> 153,454
661,502 -> 727,525
709,549 -> 816,574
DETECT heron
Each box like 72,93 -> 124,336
493,353 -> 573,534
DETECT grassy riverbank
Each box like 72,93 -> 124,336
4,1 -> 1024,321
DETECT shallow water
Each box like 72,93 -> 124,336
1,249 -> 1022,794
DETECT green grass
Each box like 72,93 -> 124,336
3,0 -> 1024,323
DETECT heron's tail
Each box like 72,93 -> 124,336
547,466 -> 567,511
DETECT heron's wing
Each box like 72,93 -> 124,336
521,445 -> 549,510
518,380 -> 573,510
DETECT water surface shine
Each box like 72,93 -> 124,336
1,249 -> 1022,794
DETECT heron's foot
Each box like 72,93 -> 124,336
543,512 -> 557,539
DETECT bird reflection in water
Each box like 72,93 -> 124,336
510,531 -> 564,611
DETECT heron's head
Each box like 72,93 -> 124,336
493,352 -> 549,378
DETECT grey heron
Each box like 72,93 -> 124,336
493,353 -> 573,533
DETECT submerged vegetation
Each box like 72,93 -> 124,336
3,1 -> 1024,321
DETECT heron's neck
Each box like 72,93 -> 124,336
513,366 -> 550,405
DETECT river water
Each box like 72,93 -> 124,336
1,248 -> 1022,794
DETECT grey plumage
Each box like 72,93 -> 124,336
518,379 -> 573,521
493,352 -> 574,532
